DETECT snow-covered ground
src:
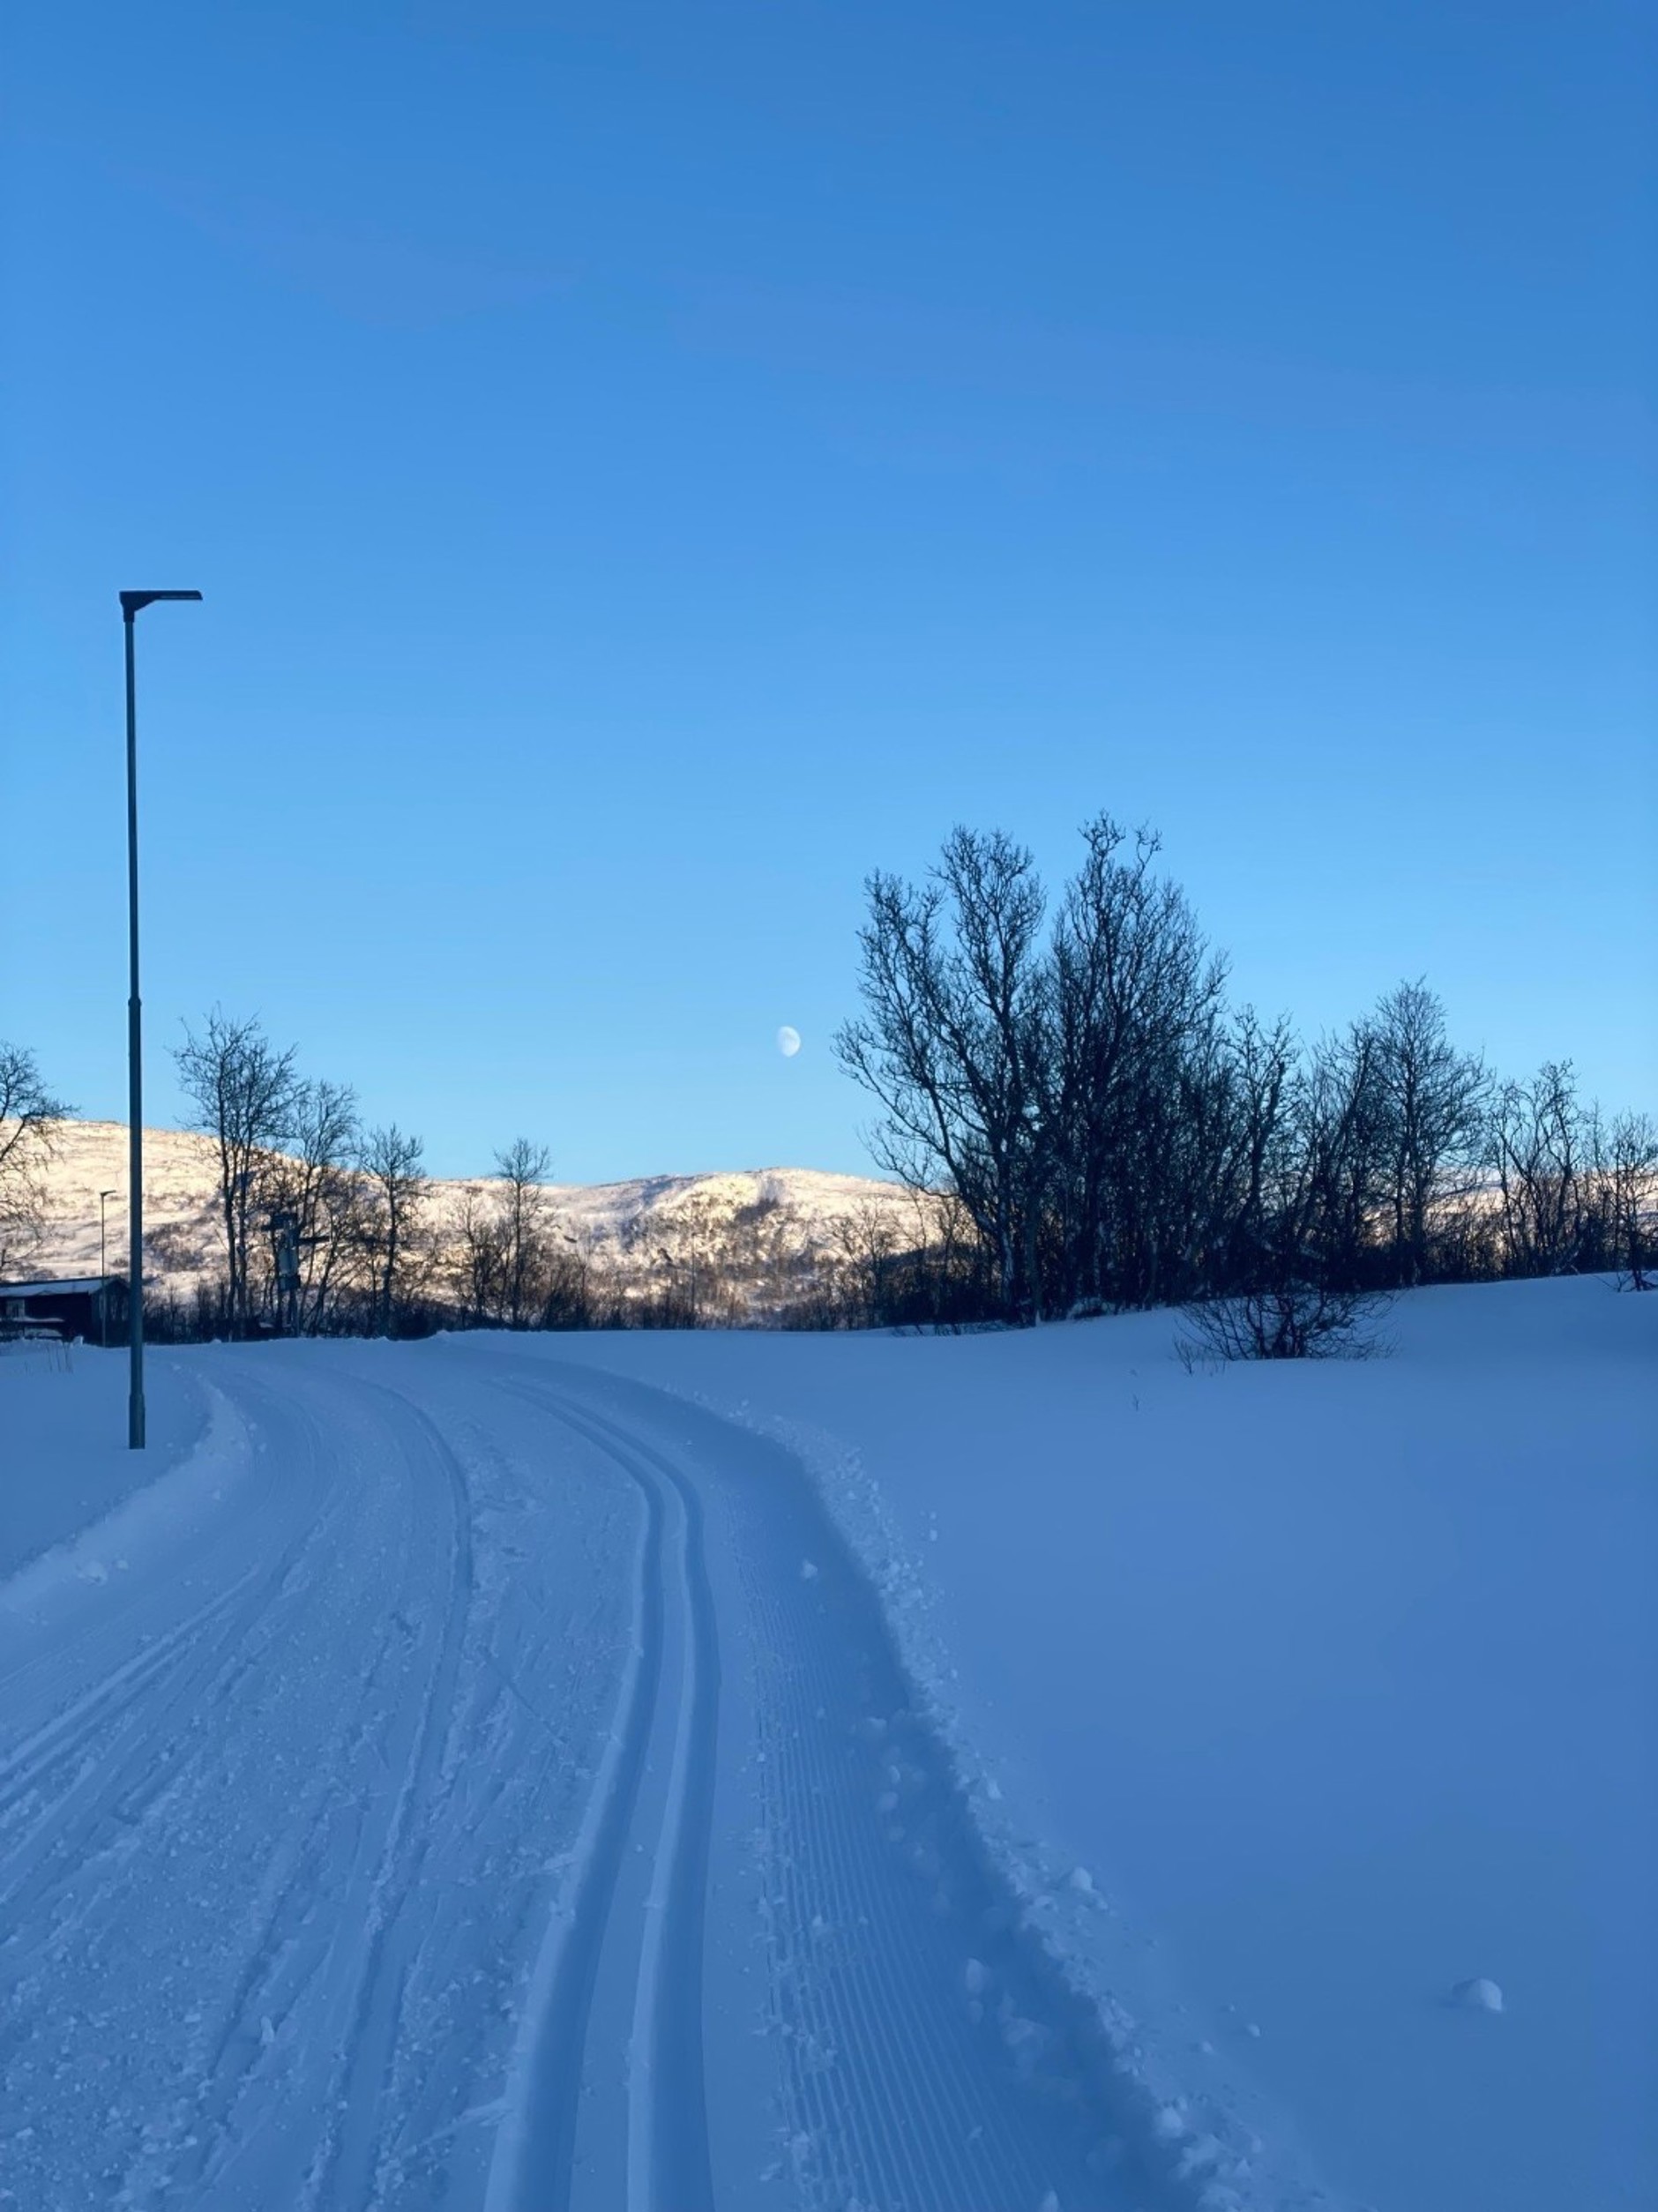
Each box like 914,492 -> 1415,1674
2,1279 -> 1652,2210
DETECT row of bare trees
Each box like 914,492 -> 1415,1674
837,817 -> 1656,1324
166,1011 -> 431,1336
160,1011 -> 577,1339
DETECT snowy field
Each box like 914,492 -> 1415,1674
1,1280 -> 1651,2211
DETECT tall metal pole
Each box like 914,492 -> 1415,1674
117,589 -> 198,1445
124,613 -> 146,1447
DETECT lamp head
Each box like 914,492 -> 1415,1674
120,589 -> 203,620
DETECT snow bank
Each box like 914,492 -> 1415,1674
0,1374 -> 250,1633
0,1347 -> 211,1581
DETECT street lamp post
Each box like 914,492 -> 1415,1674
99,1188 -> 116,1349
121,588 -> 202,1448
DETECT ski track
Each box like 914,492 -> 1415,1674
479,1375 -> 720,2212
3,1346 -> 1161,2212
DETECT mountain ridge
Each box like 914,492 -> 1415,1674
18,1119 -> 923,1301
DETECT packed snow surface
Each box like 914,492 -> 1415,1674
1,1278 -> 1652,2211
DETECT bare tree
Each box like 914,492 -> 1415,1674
1371,981 -> 1490,1285
174,1011 -> 303,1335
259,1079 -> 361,1333
0,1042 -> 72,1275
1489,1062 -> 1588,1275
360,1124 -> 427,1335
543,1221 -> 609,1328
1601,1110 -> 1658,1290
494,1138 -> 553,1328
1292,1022 -> 1393,1285
837,827 -> 1049,1318
451,1187 -> 508,1326
833,1199 -> 901,1326
651,1187 -> 725,1326
1044,818 -> 1230,1311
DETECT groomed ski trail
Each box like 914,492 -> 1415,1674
3,1342 -> 1165,2212
482,1379 -> 720,2212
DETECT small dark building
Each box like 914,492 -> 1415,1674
0,1275 -> 128,1343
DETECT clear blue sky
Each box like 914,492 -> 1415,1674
4,2 -> 1654,1183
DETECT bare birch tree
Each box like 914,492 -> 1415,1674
836,827 -> 1049,1318
360,1124 -> 427,1335
494,1138 -> 553,1328
260,1080 -> 361,1332
1371,980 -> 1490,1284
173,1011 -> 302,1335
1601,1110 -> 1657,1290
0,1042 -> 71,1275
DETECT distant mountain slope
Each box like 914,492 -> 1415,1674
22,1120 -> 924,1300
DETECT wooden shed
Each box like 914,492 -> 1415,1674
0,1275 -> 127,1343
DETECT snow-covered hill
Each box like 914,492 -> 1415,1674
21,1119 -> 925,1300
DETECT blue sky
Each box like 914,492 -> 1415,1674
4,2 -> 1654,1183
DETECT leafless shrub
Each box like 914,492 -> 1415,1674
1177,1284 -> 1393,1363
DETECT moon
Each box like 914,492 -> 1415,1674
776,1025 -> 802,1058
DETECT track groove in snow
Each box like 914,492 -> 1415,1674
480,1375 -> 720,2212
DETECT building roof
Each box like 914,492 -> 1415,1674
0,1277 -> 118,1299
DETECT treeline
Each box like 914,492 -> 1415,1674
148,1011 -> 969,1340
10,819 -> 1653,1349
835,816 -> 1656,1326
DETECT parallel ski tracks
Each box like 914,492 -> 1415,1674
481,1375 -> 721,2212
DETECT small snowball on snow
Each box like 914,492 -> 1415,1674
1244,2021 -> 1262,2039
1038,2193 -> 1061,2211
1449,1977 -> 1504,2014
799,1559 -> 819,1581
964,1957 -> 990,1996
1152,2104 -> 1187,2143
1066,1865 -> 1096,1897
